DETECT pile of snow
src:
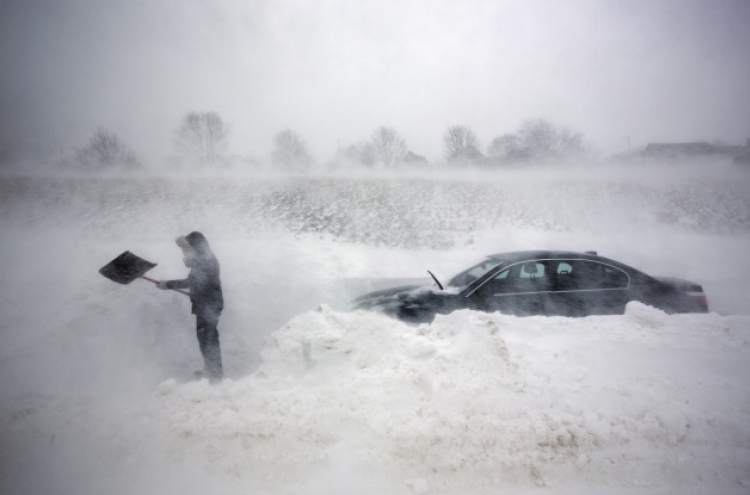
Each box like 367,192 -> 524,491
4,301 -> 749,494
150,304 -> 750,493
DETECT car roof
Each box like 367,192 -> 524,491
486,250 -> 605,263
484,250 -> 650,275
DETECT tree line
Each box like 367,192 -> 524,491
71,111 -> 590,172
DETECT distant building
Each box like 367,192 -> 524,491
643,142 -> 718,158
642,141 -> 745,160
734,139 -> 750,164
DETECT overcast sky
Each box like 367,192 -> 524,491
1,0 -> 749,164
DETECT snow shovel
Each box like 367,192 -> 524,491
99,251 -> 189,296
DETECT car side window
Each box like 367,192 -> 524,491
554,260 -> 628,290
599,265 -> 629,288
557,262 -> 573,274
519,262 -> 545,278
477,262 -> 552,295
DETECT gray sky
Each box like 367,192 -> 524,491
1,0 -> 749,164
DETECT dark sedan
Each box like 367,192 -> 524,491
352,250 -> 708,323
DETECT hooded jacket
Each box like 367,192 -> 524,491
165,232 -> 223,317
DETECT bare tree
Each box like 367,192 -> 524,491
271,128 -> 312,172
443,125 -> 483,163
487,134 -> 521,160
370,127 -> 407,167
174,111 -> 229,166
517,119 -> 586,158
75,128 -> 140,170
336,142 -> 375,167
556,127 -> 586,156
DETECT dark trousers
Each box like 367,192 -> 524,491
196,313 -> 223,381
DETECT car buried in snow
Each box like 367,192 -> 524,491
352,250 -> 708,323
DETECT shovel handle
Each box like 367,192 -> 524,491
141,276 -> 190,297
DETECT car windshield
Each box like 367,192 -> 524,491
448,258 -> 501,288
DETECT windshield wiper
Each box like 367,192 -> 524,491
427,270 -> 443,290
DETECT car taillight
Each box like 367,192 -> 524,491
688,291 -> 708,310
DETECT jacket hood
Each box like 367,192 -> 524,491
176,231 -> 213,258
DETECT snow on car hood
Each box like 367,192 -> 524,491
351,283 -> 440,312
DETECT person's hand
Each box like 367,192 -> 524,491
156,281 -> 169,290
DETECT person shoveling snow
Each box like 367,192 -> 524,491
156,232 -> 225,383
99,232 -> 225,383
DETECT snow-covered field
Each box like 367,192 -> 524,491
1,161 -> 749,494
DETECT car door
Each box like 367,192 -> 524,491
469,261 -> 557,316
555,260 -> 631,315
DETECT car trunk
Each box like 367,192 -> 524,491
655,276 -> 708,311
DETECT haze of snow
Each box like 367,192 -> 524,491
1,160 -> 749,494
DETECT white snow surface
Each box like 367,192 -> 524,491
1,164 -> 750,494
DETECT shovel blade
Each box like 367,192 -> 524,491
99,251 -> 157,285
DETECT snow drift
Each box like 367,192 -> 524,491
1,162 -> 749,494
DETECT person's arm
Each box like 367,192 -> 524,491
157,278 -> 190,290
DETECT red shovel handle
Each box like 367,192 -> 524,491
141,276 -> 190,296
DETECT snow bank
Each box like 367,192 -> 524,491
144,304 -> 750,494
